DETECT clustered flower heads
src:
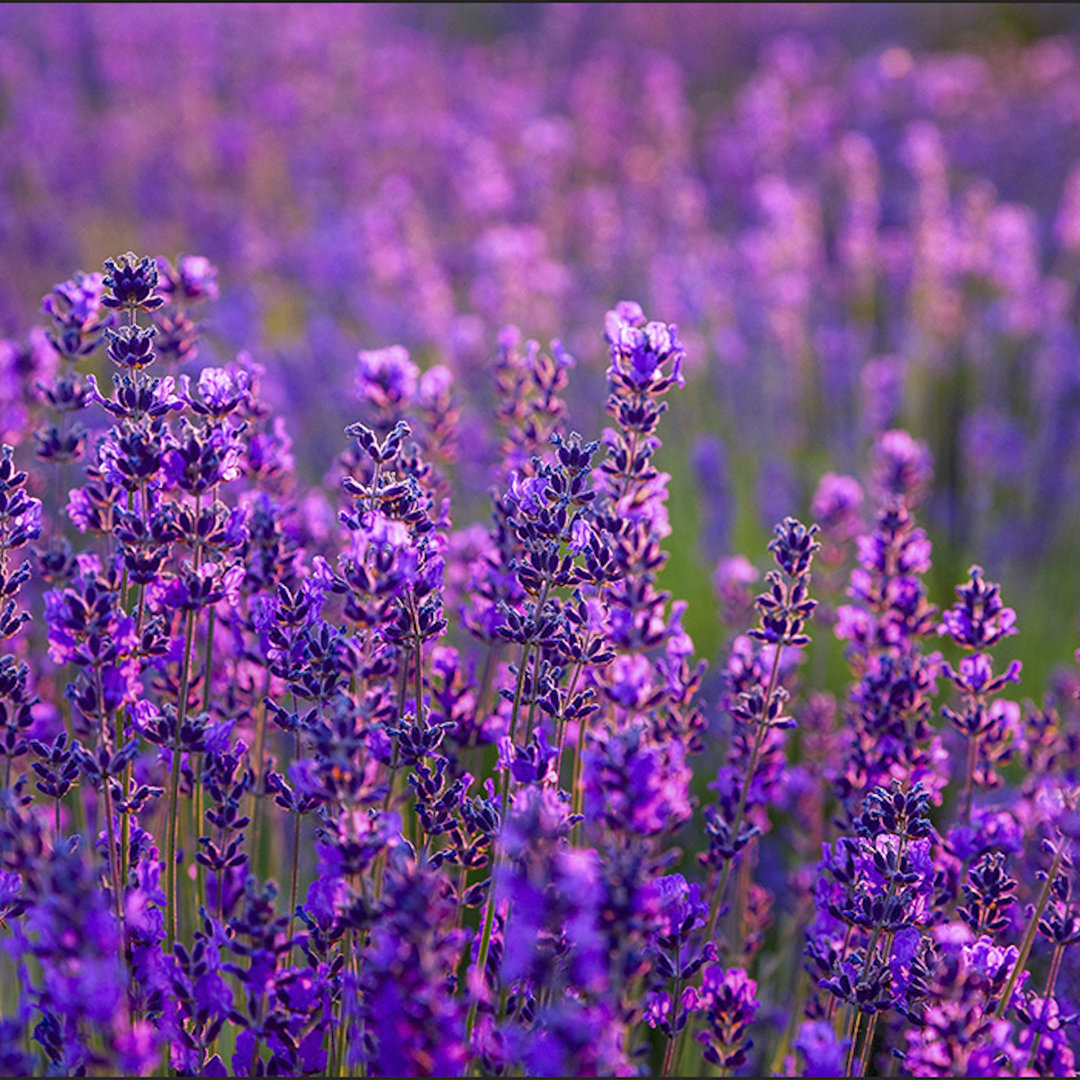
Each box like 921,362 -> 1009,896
0,247 -> 1074,1080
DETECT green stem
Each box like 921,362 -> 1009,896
507,642 -> 532,747
962,730 -> 978,825
194,606 -> 216,918
248,667 -> 272,872
382,648 -> 411,816
569,705 -> 591,844
522,639 -> 545,749
102,774 -> 125,931
465,887 -> 497,1053
704,637 -> 785,944
662,937 -> 683,1077
845,1011 -> 863,1078
554,647 -> 588,782
994,833 -> 1067,1020
287,728 -> 303,960
770,968 -> 812,1074
168,607 -> 197,947
854,933 -> 892,1077
413,624 -> 424,730
1027,941 -> 1067,1071
498,640 -> 532,814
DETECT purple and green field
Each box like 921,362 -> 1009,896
2,5 -> 1080,1076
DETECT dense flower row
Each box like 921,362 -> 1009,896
0,249 -> 1074,1079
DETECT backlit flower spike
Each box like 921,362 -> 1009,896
101,252 -> 165,313
940,565 -> 1019,651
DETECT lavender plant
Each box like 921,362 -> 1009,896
1,10 -> 1080,1079
2,247 -> 1077,1078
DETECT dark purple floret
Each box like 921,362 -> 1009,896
101,252 -> 165,313
940,566 -> 1018,651
105,324 -> 157,371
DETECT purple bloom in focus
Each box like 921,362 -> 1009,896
101,252 -> 165,313
940,566 -> 1018,651
605,303 -> 686,396
104,325 -> 157,371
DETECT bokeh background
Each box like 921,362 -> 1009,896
5,2 -> 1080,689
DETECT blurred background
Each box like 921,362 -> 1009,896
4,2 -> 1080,687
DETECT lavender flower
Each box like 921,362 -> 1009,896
101,253 -> 165,314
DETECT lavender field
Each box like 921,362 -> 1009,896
3,4 -> 1080,1076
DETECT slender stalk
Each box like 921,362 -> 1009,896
554,647 -> 588,781
167,489 -> 205,946
193,751 -> 205,913
194,606 -> 216,920
1026,941 -> 1067,1071
372,657 -> 411,906
102,775 -> 125,929
216,821 -> 226,926
569,705 -> 591,843
465,599 -> 545,1063
854,931 -> 893,1077
381,648 -> 411,816
661,937 -> 683,1077
465,888 -> 498,1050
704,637 -> 785,944
827,923 -> 857,1024
845,1011 -> 863,1077
962,731 -> 978,825
507,643 -> 531,746
994,832 -> 1067,1019
287,688 -> 303,964
119,756 -> 132,886
475,644 -> 498,720
770,968 -> 812,1074
1045,939 -> 1066,999
413,621 -> 425,730
497,638 -> 533,814
661,1035 -> 677,1079
167,607 -> 197,947
455,862 -> 469,932
248,667 -> 272,869
856,1019 -> 880,1076
60,696 -> 86,840
522,640 -> 544,747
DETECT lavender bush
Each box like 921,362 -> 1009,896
2,5 -> 1080,1078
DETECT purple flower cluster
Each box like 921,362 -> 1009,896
1,9 -> 1080,1079
0,248 -> 1073,1079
